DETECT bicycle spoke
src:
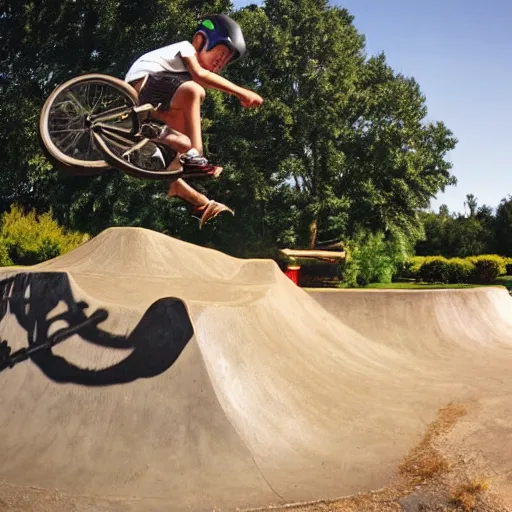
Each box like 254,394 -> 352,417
43,77 -> 144,167
91,85 -> 105,115
61,130 -> 84,154
57,130 -> 78,148
65,91 -> 88,114
50,128 -> 88,134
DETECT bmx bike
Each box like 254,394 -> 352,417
39,73 -> 191,180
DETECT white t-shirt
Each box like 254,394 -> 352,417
125,41 -> 196,83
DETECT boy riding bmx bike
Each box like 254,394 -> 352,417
125,14 -> 264,228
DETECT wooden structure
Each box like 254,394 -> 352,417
279,240 -> 346,285
278,248 -> 346,263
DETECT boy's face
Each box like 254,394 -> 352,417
197,42 -> 234,73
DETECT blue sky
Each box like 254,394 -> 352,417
233,0 -> 512,214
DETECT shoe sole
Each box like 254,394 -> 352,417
195,201 -> 234,229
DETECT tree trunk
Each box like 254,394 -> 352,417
309,217 -> 318,249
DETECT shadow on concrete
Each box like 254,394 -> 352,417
0,272 -> 193,386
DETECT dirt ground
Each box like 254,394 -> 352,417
2,402 -> 510,512
241,402 -> 511,512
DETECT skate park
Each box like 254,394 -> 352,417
2,0 -> 512,509
1,227 -> 512,511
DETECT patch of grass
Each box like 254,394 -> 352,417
399,451 -> 450,481
311,275 -> 512,290
339,276 -> 512,290
398,404 -> 467,484
245,404 -> 473,512
450,479 -> 489,511
495,276 -> 512,291
363,282 -> 482,290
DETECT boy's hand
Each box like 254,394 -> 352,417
238,90 -> 264,109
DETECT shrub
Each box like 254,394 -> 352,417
447,258 -> 474,283
339,257 -> 359,288
0,239 -> 13,267
396,256 -> 427,280
469,255 -> 506,283
414,254 -> 506,284
340,231 -> 413,287
418,257 -> 450,283
342,232 -> 393,287
0,205 -> 89,266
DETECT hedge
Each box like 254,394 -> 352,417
404,254 -> 507,284
468,255 -> 506,283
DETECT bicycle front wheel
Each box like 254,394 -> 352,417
39,74 -> 139,176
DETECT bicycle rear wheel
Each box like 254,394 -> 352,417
93,127 -> 183,181
40,74 -> 138,176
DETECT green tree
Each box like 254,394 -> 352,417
416,198 -> 496,258
416,206 -> 453,256
464,193 -> 478,217
495,196 -> 512,256
0,0 -> 231,235
2,0 -> 458,259
476,204 -> 496,253
208,0 -> 457,253
447,214 -> 485,257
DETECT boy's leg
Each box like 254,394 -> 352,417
152,82 -> 222,177
157,126 -> 192,155
152,98 -> 207,205
151,81 -> 205,154
166,177 -> 234,229
139,77 -> 232,226
151,83 -> 219,202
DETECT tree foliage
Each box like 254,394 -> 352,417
415,195 -> 512,259
1,0 -> 458,258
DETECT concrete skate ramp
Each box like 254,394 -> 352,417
1,227 -> 512,512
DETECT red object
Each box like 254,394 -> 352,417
284,265 -> 301,285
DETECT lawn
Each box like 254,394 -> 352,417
364,282 -> 483,289
363,275 -> 512,291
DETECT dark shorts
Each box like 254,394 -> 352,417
137,72 -> 192,112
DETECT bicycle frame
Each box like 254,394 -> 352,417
90,102 -> 176,174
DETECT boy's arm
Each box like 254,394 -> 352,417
182,55 -> 263,107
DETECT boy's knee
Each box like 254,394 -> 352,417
179,81 -> 206,102
161,127 -> 192,153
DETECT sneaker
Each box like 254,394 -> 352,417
180,149 -> 223,178
151,146 -> 166,167
192,200 -> 234,229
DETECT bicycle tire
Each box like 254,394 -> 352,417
93,131 -> 184,181
39,73 -> 139,175
37,129 -> 109,177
